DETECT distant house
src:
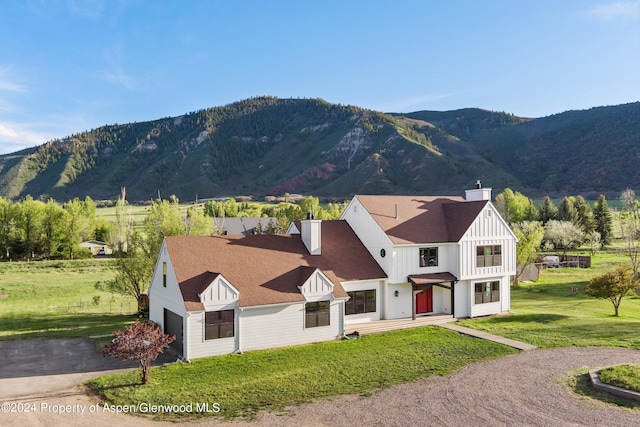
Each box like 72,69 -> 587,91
149,184 -> 516,360
213,217 -> 279,235
79,240 -> 113,256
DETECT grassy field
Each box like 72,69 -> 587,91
89,326 -> 517,421
458,250 -> 640,348
0,259 -> 137,339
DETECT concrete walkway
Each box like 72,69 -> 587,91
439,322 -> 538,351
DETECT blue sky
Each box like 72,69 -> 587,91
0,0 -> 638,154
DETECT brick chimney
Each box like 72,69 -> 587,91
465,180 -> 492,201
301,212 -> 321,255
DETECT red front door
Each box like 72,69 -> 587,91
416,287 -> 433,314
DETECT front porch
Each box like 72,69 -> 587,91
344,313 -> 455,336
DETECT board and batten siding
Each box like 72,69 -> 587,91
299,270 -> 334,302
341,198 -> 394,276
458,204 -> 517,280
239,301 -> 343,352
199,275 -> 239,308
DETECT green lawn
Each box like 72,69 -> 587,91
89,326 -> 517,421
599,364 -> 640,393
0,259 -> 137,339
458,250 -> 640,348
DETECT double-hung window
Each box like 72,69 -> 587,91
419,247 -> 438,267
476,245 -> 502,267
205,310 -> 235,340
474,281 -> 500,304
305,301 -> 330,328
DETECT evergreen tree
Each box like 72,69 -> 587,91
593,194 -> 613,245
557,196 -> 577,224
538,196 -> 558,224
574,195 -> 595,234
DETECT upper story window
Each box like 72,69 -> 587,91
419,247 -> 438,267
205,309 -> 235,340
476,245 -> 502,267
305,301 -> 330,328
162,262 -> 167,287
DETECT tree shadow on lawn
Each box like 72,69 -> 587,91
0,313 -> 136,340
488,313 -> 569,324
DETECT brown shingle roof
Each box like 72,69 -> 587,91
165,221 -> 386,311
354,195 -> 488,244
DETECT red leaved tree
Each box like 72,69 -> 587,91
103,320 -> 175,384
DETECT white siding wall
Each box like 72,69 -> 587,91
458,204 -> 517,280
454,281 -> 471,318
385,282 -> 413,319
239,302 -> 343,352
389,243 -> 459,283
470,275 -> 511,318
299,270 -> 334,302
200,276 -> 239,307
149,245 -> 188,331
343,279 -> 382,324
341,198 -> 394,276
187,310 -> 238,359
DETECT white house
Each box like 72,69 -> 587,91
339,186 -> 516,321
148,221 -> 386,360
149,185 -> 516,360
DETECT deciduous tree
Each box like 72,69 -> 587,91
512,221 -> 545,288
103,320 -> 174,384
585,265 -> 638,316
543,220 -> 584,256
619,189 -> 640,275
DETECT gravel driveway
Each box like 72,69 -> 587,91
1,347 -> 639,426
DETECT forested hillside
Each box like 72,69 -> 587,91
403,102 -> 640,197
0,97 -> 637,202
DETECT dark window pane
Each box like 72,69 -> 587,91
345,295 -> 355,315
221,310 -> 234,323
317,312 -> 330,326
365,290 -> 376,313
219,323 -> 234,338
205,325 -> 219,340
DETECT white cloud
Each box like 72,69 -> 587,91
584,1 -> 640,21
0,66 -> 27,94
0,122 -> 50,154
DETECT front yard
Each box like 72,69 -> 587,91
88,326 -> 517,421
0,259 -> 137,340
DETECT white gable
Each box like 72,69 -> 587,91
199,274 -> 240,310
461,202 -> 517,241
298,269 -> 334,302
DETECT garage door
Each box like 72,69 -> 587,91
163,308 -> 183,354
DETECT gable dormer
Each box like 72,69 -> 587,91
297,267 -> 334,302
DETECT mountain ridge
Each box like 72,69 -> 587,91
0,97 -> 637,202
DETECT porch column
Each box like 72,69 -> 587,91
411,282 -> 416,320
450,280 -> 455,317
